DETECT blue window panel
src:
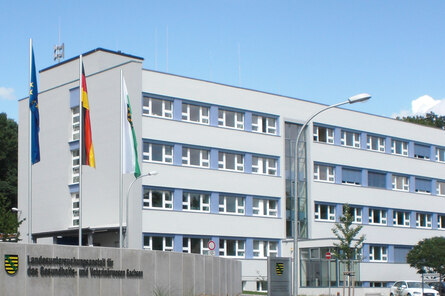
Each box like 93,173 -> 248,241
173,99 -> 182,121
368,171 -> 386,188
415,178 -> 431,193
173,144 -> 183,165
362,206 -> 369,225
210,106 -> 219,127
360,132 -> 367,150
212,237 -> 220,256
410,212 -> 416,229
334,127 -> 341,145
173,189 -> 183,211
342,168 -> 361,185
362,244 -> 370,262
387,245 -> 394,263
394,246 -> 411,263
414,144 -> 431,159
245,196 -> 253,216
70,87 -> 80,108
210,192 -> 219,214
244,154 -> 252,174
245,238 -> 254,259
361,169 -> 368,186
210,148 -> 219,169
69,141 -> 79,150
335,166 -> 342,184
432,179 -> 437,195
432,213 -> 438,229
69,184 -> 79,194
385,136 -> 392,155
430,146 -> 436,161
408,141 -> 415,158
174,234 -> 183,252
409,176 -> 416,192
244,112 -> 252,132
386,173 -> 393,190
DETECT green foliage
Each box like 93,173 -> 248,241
0,113 -> 18,207
331,204 -> 365,270
0,194 -> 25,242
407,237 -> 445,279
397,112 -> 445,129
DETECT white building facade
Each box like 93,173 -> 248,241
18,49 -> 445,294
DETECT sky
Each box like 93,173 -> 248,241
2,0 -> 445,122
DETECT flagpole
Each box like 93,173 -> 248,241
79,55 -> 83,247
119,70 -> 123,248
28,38 -> 33,244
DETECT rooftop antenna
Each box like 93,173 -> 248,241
53,17 -> 64,63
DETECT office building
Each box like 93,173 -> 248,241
18,48 -> 445,294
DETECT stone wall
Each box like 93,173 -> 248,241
0,242 -> 242,296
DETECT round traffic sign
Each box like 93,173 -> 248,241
326,252 -> 331,260
208,240 -> 216,251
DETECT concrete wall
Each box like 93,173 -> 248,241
0,242 -> 242,296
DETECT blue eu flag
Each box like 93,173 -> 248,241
29,48 -> 40,164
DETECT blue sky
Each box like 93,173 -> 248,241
2,0 -> 445,122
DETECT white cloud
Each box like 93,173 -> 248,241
0,87 -> 16,101
393,95 -> 445,117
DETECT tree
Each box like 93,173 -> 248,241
397,112 -> 445,129
0,194 -> 25,242
407,237 -> 445,283
332,204 -> 366,268
0,113 -> 18,207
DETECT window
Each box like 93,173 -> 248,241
71,149 -> 80,184
143,142 -> 173,163
368,171 -> 386,189
182,192 -> 210,212
218,152 -> 244,171
253,240 -> 278,258
342,168 -> 361,185
219,195 -> 245,214
72,193 -> 79,227
392,175 -> 409,191
369,246 -> 388,262
218,109 -> 244,129
142,97 -> 173,118
438,215 -> 445,230
256,281 -> 268,292
71,106 -> 80,141
313,164 -> 335,183
314,204 -> 335,221
182,103 -> 209,124
414,144 -> 430,160
252,156 -> 277,176
143,189 -> 173,210
391,140 -> 408,156
437,181 -> 445,196
393,211 -> 410,227
368,209 -> 387,225
252,198 -> 278,217
252,115 -> 277,135
182,237 -> 210,255
345,206 -> 362,224
437,148 -> 445,162
219,239 -> 245,257
182,147 -> 209,168
341,131 -> 360,148
394,246 -> 411,263
416,213 -> 432,228
415,178 -> 431,194
367,135 -> 385,152
313,126 -> 334,144
143,236 -> 173,251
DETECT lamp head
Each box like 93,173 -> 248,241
348,93 -> 371,104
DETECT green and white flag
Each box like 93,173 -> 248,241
122,77 -> 141,177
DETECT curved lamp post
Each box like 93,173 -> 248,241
124,171 -> 158,248
293,93 -> 371,296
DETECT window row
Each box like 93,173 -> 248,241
143,96 -> 278,135
142,142 -> 279,176
143,188 -> 279,217
313,163 -> 445,196
314,203 -> 445,230
313,125 -> 445,162
142,235 -> 278,258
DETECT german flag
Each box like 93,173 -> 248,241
81,63 -> 95,167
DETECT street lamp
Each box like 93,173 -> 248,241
292,93 -> 371,296
123,171 -> 158,248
